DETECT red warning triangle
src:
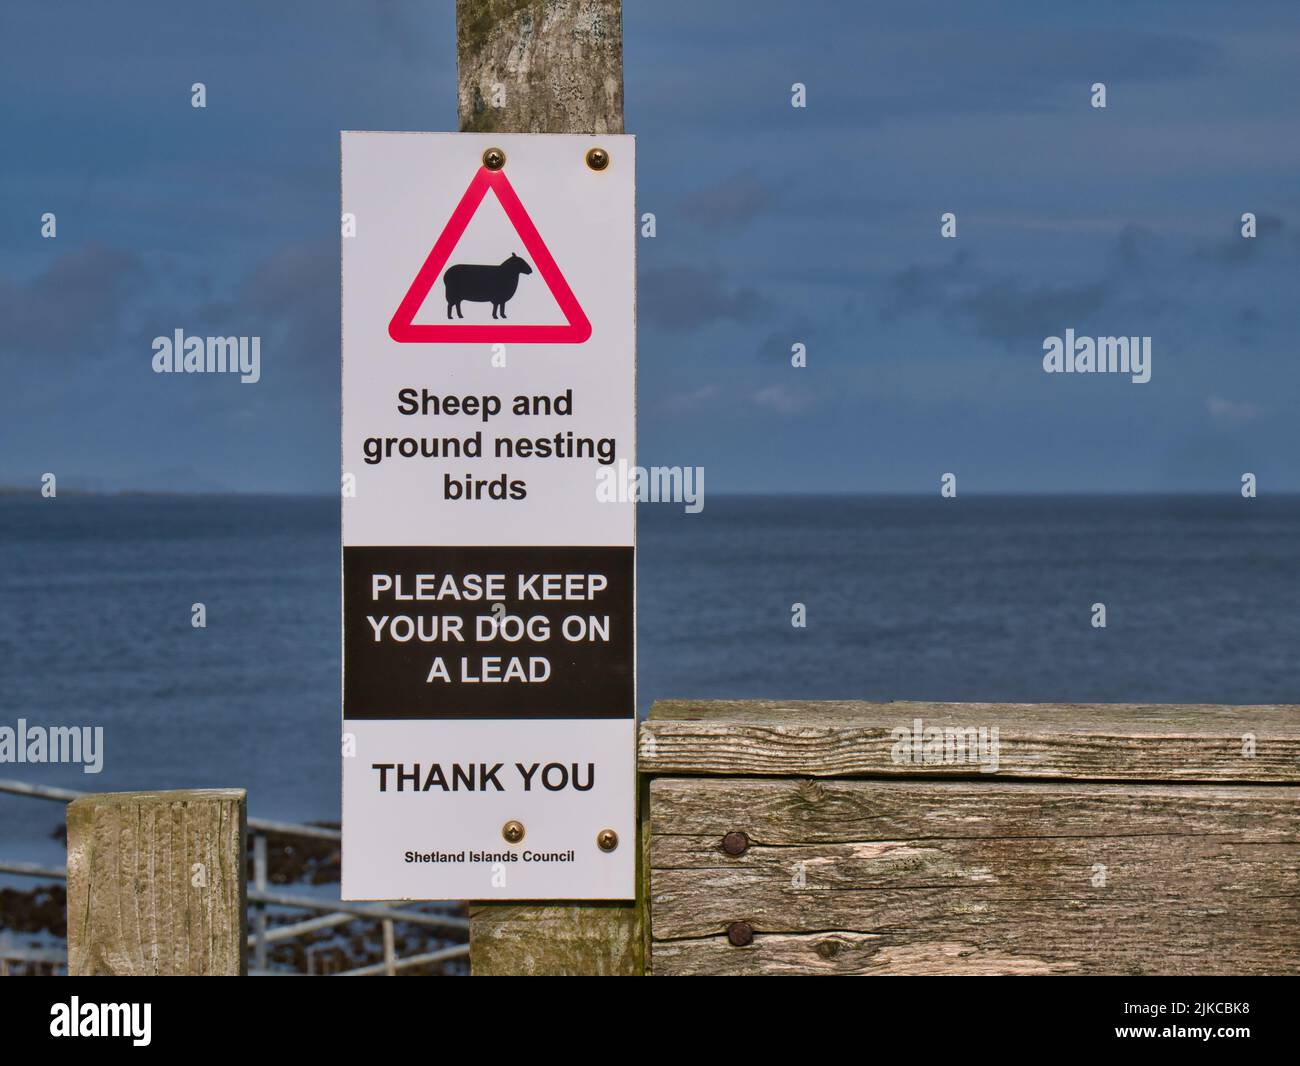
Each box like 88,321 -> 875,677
388,166 -> 591,344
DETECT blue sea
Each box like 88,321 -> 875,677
2,493 -> 1299,871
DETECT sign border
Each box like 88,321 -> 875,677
388,165 -> 593,344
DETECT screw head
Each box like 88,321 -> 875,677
727,921 -> 754,947
585,147 -> 609,171
596,828 -> 619,852
721,831 -> 749,856
502,820 -> 524,844
482,147 -> 506,171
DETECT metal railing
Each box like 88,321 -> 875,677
0,779 -> 469,975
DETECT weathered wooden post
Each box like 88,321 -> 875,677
456,0 -> 623,135
456,0 -> 641,975
66,788 -> 247,976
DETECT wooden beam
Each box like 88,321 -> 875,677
66,788 -> 247,976
457,0 -> 639,974
641,700 -> 1300,782
648,776 -> 1300,975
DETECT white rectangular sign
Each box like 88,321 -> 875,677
341,132 -> 636,901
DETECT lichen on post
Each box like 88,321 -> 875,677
456,0 -> 624,134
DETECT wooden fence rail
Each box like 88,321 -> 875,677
6,700 -> 1297,975
472,700 -> 1300,976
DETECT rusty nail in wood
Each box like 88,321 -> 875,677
502,820 -> 524,844
727,921 -> 754,947
482,147 -> 506,171
596,828 -> 619,852
585,147 -> 609,171
721,831 -> 749,856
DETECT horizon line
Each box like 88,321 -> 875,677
3,488 -> 1296,500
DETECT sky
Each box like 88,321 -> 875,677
1,0 -> 1298,493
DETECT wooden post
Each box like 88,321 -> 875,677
382,918 -> 397,976
457,0 -> 640,975
456,0 -> 623,134
469,777 -> 648,975
66,788 -> 247,976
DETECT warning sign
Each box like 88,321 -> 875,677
388,164 -> 592,343
341,132 -> 635,901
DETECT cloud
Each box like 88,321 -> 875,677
639,263 -> 766,331
656,383 -> 719,416
752,384 -> 813,415
880,251 -> 1110,348
757,317 -> 822,363
881,250 -> 977,320
677,171 -> 775,232
192,239 -> 339,388
1114,223 -> 1160,269
1196,213 -> 1288,264
1207,395 -> 1264,425
959,277 -> 1110,345
0,244 -> 146,361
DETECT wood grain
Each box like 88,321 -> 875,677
651,920 -> 1300,976
641,700 -> 1300,782
66,789 -> 247,976
650,776 -> 1300,844
648,777 -> 1300,975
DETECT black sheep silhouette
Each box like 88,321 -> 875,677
443,253 -> 533,320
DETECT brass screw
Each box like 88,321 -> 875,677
727,921 -> 754,947
482,147 -> 506,171
502,820 -> 524,844
721,831 -> 749,856
596,828 -> 619,852
585,147 -> 609,171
